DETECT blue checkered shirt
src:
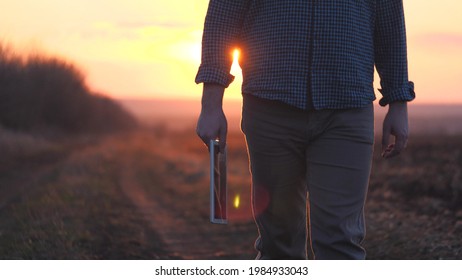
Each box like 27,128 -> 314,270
195,0 -> 415,110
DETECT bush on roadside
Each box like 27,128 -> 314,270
0,43 -> 137,134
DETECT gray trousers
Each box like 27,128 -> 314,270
241,94 -> 374,260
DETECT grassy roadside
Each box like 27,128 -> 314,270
0,132 -> 166,259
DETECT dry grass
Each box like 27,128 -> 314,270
0,122 -> 461,259
0,131 -> 166,259
0,125 -> 54,160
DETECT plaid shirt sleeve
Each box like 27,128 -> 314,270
195,0 -> 250,88
375,0 -> 415,106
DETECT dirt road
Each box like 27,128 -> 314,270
117,138 -> 256,259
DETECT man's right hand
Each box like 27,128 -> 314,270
196,83 -> 227,152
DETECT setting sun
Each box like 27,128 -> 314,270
233,49 -> 240,61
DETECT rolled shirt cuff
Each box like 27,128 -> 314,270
378,81 -> 415,106
195,65 -> 235,88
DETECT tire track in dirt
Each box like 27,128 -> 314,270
119,155 -> 247,259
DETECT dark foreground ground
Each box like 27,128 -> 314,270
0,126 -> 461,259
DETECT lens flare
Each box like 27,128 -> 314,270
233,194 -> 240,209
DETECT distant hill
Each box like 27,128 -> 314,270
120,98 -> 462,135
0,43 -> 137,134
119,98 -> 242,131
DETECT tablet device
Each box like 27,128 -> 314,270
209,139 -> 228,224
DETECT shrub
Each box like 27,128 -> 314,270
0,43 -> 137,134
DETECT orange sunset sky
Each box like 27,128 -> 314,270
1,0 -> 461,104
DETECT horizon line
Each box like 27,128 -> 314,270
115,97 -> 462,106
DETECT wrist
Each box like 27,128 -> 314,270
388,101 -> 407,111
201,83 -> 225,110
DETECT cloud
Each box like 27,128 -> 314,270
413,33 -> 462,51
75,19 -> 192,41
116,20 -> 191,30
